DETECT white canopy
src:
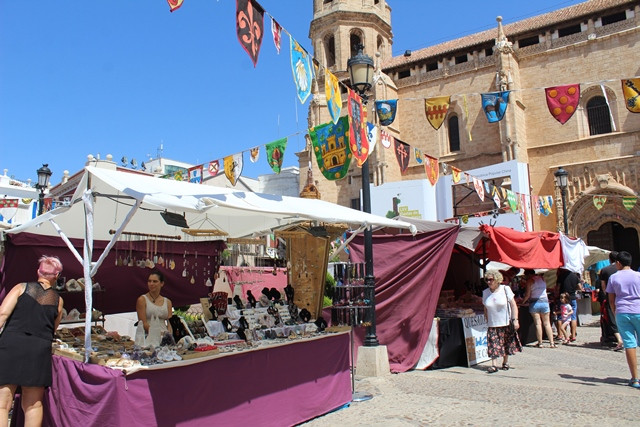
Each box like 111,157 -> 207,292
6,166 -> 416,240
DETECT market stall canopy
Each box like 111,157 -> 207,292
4,166 -> 416,240
393,216 -> 483,251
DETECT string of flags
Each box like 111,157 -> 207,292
159,0 -> 639,221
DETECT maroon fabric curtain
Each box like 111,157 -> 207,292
479,224 -> 564,269
349,226 -> 459,372
0,233 -> 224,314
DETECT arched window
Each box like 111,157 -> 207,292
324,34 -> 336,67
350,32 -> 362,57
377,35 -> 384,59
448,115 -> 460,152
586,96 -> 612,135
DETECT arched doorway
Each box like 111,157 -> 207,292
587,222 -> 640,271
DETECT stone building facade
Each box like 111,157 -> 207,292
298,0 -> 640,263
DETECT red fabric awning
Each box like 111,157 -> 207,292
479,224 -> 564,269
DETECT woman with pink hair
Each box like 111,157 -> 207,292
0,256 -> 64,426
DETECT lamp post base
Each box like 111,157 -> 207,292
355,345 -> 390,378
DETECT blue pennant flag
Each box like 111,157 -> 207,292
481,91 -> 510,123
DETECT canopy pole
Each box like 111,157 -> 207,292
329,225 -> 366,259
91,199 -> 142,276
49,220 -> 83,266
82,189 -> 95,363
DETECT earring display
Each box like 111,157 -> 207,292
330,263 -> 372,327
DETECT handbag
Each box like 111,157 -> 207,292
504,286 -> 516,336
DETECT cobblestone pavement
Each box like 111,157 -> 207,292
303,324 -> 640,426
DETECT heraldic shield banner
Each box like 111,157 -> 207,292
375,99 -> 397,126
348,89 -> 370,167
622,78 -> 640,113
481,91 -> 510,123
545,84 -> 580,124
309,116 -> 352,181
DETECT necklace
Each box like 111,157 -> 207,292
148,293 -> 161,304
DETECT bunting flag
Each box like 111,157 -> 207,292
413,148 -> 423,165
188,165 -> 203,184
473,177 -> 484,201
465,173 -> 471,185
167,0 -> 184,12
204,160 -> 221,179
265,137 -> 287,173
290,36 -> 313,104
533,195 -> 541,216
481,91 -> 510,123
325,70 -> 342,124
347,89 -> 370,167
309,116 -> 352,180
483,181 -> 491,196
451,167 -> 461,183
224,153 -> 244,186
375,100 -> 398,126
249,147 -> 260,163
424,154 -> 439,186
461,214 -> 469,224
367,122 -> 378,154
271,17 -> 282,54
380,128 -> 393,149
492,188 -> 501,208
425,96 -> 450,130
463,94 -> 472,141
593,195 -> 607,210
545,84 -> 580,124
622,78 -> 640,113
540,196 -> 553,216
236,0 -> 265,67
394,138 -> 410,174
164,167 -> 188,181
622,196 -> 638,210
0,198 -> 18,221
506,189 -> 518,212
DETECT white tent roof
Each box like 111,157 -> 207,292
5,166 -> 416,240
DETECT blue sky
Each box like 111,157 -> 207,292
0,0 -> 584,184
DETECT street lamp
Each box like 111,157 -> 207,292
35,164 -> 52,216
554,167 -> 569,234
347,44 -> 378,347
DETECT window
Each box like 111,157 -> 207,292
586,96 -> 612,135
324,35 -> 336,67
448,115 -> 460,152
398,69 -> 410,79
350,198 -> 361,211
426,61 -> 438,72
484,47 -> 493,57
558,24 -> 581,37
454,54 -> 468,64
518,35 -> 539,48
601,11 -> 626,25
350,33 -> 362,58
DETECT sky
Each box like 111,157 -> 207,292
0,0 -> 586,184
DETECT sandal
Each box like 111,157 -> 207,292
487,366 -> 499,374
534,343 -> 542,348
629,378 -> 640,389
501,363 -> 510,371
550,343 -> 558,348
613,343 -> 624,352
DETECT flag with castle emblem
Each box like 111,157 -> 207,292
622,78 -> 640,113
325,70 -> 342,124
347,89 -> 370,167
236,0 -> 265,67
266,138 -> 287,174
394,138 -> 410,174
545,84 -> 580,124
375,99 -> 398,126
309,116 -> 352,180
481,91 -> 510,123
425,96 -> 450,130
224,153 -> 244,186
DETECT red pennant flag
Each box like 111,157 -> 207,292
347,89 -> 370,167
545,84 -> 580,124
271,17 -> 282,54
236,0 -> 265,67
424,155 -> 439,186
167,0 -> 184,12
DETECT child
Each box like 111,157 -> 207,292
556,292 -> 574,344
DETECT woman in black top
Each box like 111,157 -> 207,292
0,256 -> 64,426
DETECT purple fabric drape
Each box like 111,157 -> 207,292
0,233 -> 224,314
349,226 -> 459,372
12,333 -> 351,426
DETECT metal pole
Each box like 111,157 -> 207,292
560,186 -> 568,234
38,189 -> 45,216
361,158 -> 378,346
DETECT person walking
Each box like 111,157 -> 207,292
482,270 -> 522,373
599,251 -> 624,350
556,268 -> 579,342
557,293 -> 574,344
522,269 -> 556,348
606,251 -> 640,389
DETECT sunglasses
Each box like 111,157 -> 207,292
486,278 -> 495,282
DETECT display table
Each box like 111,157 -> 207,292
12,332 -> 351,427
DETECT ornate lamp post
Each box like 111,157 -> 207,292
35,164 -> 52,216
347,44 -> 378,347
554,167 -> 569,234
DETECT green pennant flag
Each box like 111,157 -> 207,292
506,189 -> 518,212
265,137 -> 288,174
309,116 -> 352,180
622,196 -> 637,211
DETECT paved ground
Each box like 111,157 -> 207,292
303,323 -> 640,426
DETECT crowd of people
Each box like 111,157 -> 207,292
481,251 -> 640,390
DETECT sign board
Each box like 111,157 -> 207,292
461,314 -> 489,366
